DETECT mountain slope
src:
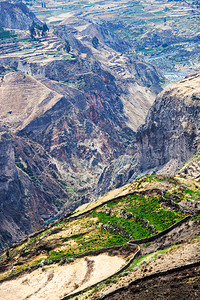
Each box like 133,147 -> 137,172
96,71 -> 200,196
0,1 -> 40,30
0,5 -> 163,249
178,152 -> 200,181
136,72 -> 200,176
0,174 -> 199,299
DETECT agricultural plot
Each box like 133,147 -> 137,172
1,174 -> 198,280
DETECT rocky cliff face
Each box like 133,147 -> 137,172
135,72 -> 200,176
96,72 -> 200,196
0,1 -> 39,30
0,3 -> 164,249
0,131 -> 73,250
0,132 -> 42,249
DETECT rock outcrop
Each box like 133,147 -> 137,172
136,72 -> 200,176
0,1 -> 40,30
0,131 -> 72,250
96,72 -> 200,195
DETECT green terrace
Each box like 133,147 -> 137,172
0,174 -> 194,280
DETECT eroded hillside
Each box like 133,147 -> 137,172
0,175 -> 199,299
0,1 -> 163,248
28,0 -> 200,82
0,1 -> 39,30
97,71 -> 200,195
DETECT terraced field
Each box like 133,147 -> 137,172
0,175 -> 199,299
0,29 -> 72,65
26,0 -> 200,84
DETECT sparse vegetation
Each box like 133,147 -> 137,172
64,39 -> 71,53
15,154 -> 39,185
63,78 -> 85,89
29,21 -> 49,40
92,36 -> 99,49
0,175 -> 194,281
0,27 -> 16,39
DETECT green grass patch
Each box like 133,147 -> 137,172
184,189 -> 200,198
49,250 -> 65,260
63,54 -> 72,59
191,214 -> 200,221
124,195 -> 183,231
101,192 -> 184,233
92,210 -> 152,240
0,28 -> 16,39
127,244 -> 180,271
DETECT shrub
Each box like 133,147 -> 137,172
92,36 -> 99,48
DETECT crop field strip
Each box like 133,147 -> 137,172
1,0 -> 200,84
0,30 -> 74,64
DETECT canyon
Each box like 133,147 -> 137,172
0,0 -> 199,250
0,1 -> 199,299
0,1 -> 162,248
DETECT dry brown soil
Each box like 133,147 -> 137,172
104,264 -> 200,300
0,253 -> 125,300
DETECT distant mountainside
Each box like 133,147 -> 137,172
136,72 -> 200,176
30,0 -> 200,82
96,72 -> 200,196
1,1 -> 199,251
0,1 -> 39,29
0,3 -> 163,248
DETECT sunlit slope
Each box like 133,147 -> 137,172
0,175 -> 199,299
